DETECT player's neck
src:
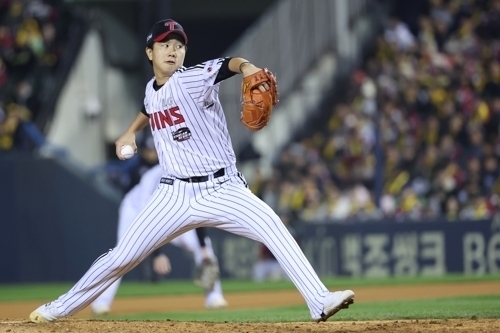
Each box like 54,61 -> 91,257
155,75 -> 170,85
153,69 -> 175,85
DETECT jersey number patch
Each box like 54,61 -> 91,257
150,106 -> 185,131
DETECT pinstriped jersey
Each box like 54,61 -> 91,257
143,58 -> 236,178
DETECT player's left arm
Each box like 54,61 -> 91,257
180,57 -> 271,103
227,58 -> 271,92
227,58 -> 260,76
209,57 -> 268,88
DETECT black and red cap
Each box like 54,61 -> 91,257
146,19 -> 188,47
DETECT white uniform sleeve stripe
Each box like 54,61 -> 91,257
182,73 -> 204,78
183,80 -> 204,85
185,89 -> 204,95
184,65 -> 204,71
184,86 -> 204,92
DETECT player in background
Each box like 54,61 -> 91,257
91,164 -> 227,315
29,18 -> 354,324
253,212 -> 296,282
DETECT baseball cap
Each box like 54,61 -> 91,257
146,19 -> 188,47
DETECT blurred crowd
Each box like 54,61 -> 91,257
0,0 -> 70,150
251,0 -> 500,223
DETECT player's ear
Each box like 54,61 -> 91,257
145,46 -> 153,61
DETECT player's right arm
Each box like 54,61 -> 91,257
115,112 -> 149,160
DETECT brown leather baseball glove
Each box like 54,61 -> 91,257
240,68 -> 278,131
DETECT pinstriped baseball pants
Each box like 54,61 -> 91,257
55,169 -> 330,318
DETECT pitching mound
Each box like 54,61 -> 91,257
1,281 -> 499,332
1,318 -> 500,333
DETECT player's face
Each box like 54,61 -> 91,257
146,36 -> 186,76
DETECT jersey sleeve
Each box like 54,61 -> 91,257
140,104 -> 149,117
214,57 -> 238,84
141,80 -> 154,117
202,57 -> 237,85
179,58 -> 237,103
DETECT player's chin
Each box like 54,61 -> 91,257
163,62 -> 179,69
160,63 -> 180,74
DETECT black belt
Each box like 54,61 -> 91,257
160,168 -> 225,184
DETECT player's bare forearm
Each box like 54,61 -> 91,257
228,57 -> 261,76
230,58 -> 272,93
126,112 -> 150,134
115,113 -> 150,159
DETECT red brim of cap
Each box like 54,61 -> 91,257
153,30 -> 188,45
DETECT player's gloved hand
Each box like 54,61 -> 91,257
193,256 -> 220,291
241,64 -> 273,92
240,64 -> 278,131
153,254 -> 172,275
115,132 -> 137,160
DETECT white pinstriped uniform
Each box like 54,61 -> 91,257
90,165 -> 225,312
48,59 -> 331,320
146,58 -> 235,177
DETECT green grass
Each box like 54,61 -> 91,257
0,274 -> 499,302
98,295 -> 500,322
1,276 -> 498,322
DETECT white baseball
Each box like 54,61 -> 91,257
120,145 -> 135,159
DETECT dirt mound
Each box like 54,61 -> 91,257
1,319 -> 499,333
1,280 -> 499,332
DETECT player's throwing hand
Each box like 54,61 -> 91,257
115,132 -> 137,160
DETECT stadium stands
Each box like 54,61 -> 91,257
252,0 -> 500,222
0,0 -> 73,150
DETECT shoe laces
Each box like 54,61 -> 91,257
44,301 -> 61,316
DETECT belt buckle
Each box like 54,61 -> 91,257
187,177 -> 193,183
